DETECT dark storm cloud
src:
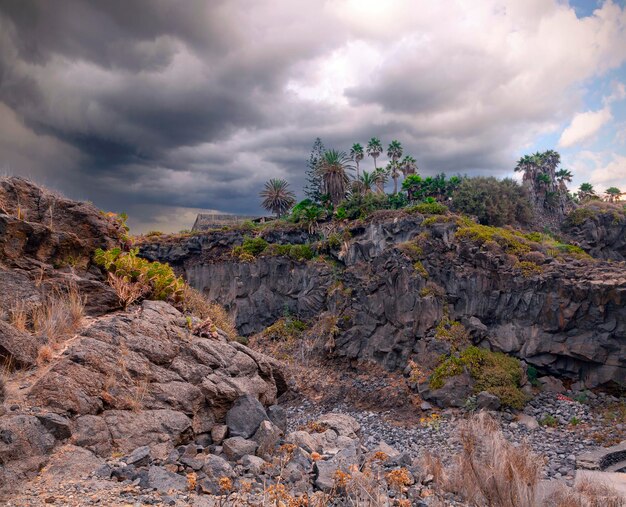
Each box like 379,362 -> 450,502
0,0 -> 624,232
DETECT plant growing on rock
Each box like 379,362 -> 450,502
94,247 -> 185,303
317,149 -> 353,205
430,346 -> 527,409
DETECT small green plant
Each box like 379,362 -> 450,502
514,260 -> 543,277
413,261 -> 428,278
573,391 -> 589,404
569,416 -> 581,426
435,318 -> 470,350
540,414 -> 558,427
406,202 -> 449,215
94,247 -> 185,301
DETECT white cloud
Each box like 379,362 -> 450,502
558,107 -> 613,148
566,150 -> 626,192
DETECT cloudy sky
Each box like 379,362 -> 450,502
1,0 -> 625,232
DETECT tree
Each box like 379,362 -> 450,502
304,138 -> 325,203
317,149 -> 353,205
387,140 -> 403,164
555,168 -> 573,193
373,166 -> 388,194
451,177 -> 533,226
350,143 -> 364,180
366,137 -> 383,169
605,187 -> 623,202
578,182 -> 596,202
260,179 -> 296,218
400,156 -> 417,177
358,170 -> 375,194
388,162 -> 402,194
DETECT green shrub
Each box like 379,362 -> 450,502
429,355 -> 464,390
429,346 -> 527,409
406,202 -> 449,215
94,247 -> 184,301
455,222 -> 532,256
286,244 -> 315,261
540,414 -> 558,427
450,177 -> 533,226
514,260 -> 543,277
566,207 -> 596,226
413,261 -> 428,278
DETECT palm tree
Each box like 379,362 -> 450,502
578,182 -> 596,202
366,137 -> 383,169
317,149 -> 353,205
259,179 -> 296,218
555,168 -> 573,193
605,187 -> 623,202
350,143 -> 364,180
387,140 -> 403,164
373,167 -> 388,193
388,162 -> 402,194
400,156 -> 417,177
358,170 -> 375,194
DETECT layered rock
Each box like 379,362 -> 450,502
141,213 -> 626,389
0,299 -> 287,498
562,203 -> 626,261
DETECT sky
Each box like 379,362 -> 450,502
0,0 -> 625,233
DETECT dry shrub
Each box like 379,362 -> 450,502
447,412 -> 541,507
425,413 -> 624,507
107,272 -> 149,308
179,285 -> 237,340
8,301 -> 29,332
33,284 -> 84,345
36,344 -> 54,366
544,478 -> 624,507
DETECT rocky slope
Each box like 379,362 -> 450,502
0,177 -> 286,500
141,212 -> 626,390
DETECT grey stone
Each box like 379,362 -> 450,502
241,454 -> 266,475
268,405 -> 288,432
36,413 -> 72,441
225,395 -> 268,439
252,420 -> 282,460
123,446 -> 151,467
222,437 -> 258,462
476,391 -> 501,411
146,466 -> 188,492
315,413 -> 360,438
211,424 -> 228,445
538,376 -> 566,394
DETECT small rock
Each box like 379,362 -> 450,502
476,391 -> 501,411
225,395 -> 268,439
222,437 -> 258,462
211,424 -> 228,445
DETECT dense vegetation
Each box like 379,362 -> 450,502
258,138 -> 622,230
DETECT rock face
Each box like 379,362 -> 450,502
0,300 -> 287,497
141,213 -> 626,389
562,204 -> 626,261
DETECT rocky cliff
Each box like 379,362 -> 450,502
141,213 -> 626,390
0,177 -> 286,499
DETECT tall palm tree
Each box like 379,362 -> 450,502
373,167 -> 388,194
387,140 -> 403,164
259,179 -> 296,218
317,149 -> 353,205
350,143 -> 364,180
366,137 -> 383,170
605,187 -> 623,202
400,156 -> 417,177
555,168 -> 573,193
388,162 -> 402,194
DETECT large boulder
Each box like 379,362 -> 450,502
225,395 -> 269,439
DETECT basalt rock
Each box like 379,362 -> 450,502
141,213 -> 626,390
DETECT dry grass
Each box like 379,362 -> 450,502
32,284 -> 84,346
8,301 -> 29,332
36,344 -> 54,366
544,478 -> 625,507
107,272 -> 149,308
421,412 -> 625,507
179,285 -> 237,340
446,412 -> 542,506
